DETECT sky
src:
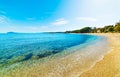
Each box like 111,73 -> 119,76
0,0 -> 120,33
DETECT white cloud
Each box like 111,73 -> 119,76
51,18 -> 68,26
76,17 -> 97,22
0,15 -> 9,24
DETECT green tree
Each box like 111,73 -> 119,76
79,27 -> 92,33
107,27 -> 114,32
92,27 -> 97,33
114,21 -> 120,32
115,21 -> 120,26
102,25 -> 114,33
114,25 -> 120,32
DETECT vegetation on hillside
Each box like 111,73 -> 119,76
66,21 -> 120,33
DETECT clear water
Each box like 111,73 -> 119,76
0,33 -> 99,67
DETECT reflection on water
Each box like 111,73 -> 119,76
0,33 -> 97,66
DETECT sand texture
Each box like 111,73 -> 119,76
0,34 -> 109,77
80,33 -> 120,77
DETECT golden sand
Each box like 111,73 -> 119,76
1,33 -> 118,77
0,34 -> 109,77
80,33 -> 120,77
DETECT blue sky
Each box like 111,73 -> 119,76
0,0 -> 120,32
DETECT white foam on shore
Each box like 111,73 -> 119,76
0,36 -> 110,77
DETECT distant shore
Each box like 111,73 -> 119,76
79,33 -> 120,77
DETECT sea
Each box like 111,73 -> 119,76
0,33 -> 109,77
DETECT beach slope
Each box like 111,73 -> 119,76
80,33 -> 120,77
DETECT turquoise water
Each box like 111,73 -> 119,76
0,33 -> 99,67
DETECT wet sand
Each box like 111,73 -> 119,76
0,34 -> 109,77
80,33 -> 120,77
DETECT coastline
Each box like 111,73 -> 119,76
79,33 -> 120,77
0,34 -> 110,77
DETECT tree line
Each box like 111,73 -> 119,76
65,21 -> 120,33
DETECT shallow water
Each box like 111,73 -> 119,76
0,33 -> 109,77
0,33 -> 95,65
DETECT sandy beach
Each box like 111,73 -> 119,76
0,34 -> 109,77
80,33 -> 120,77
0,33 -> 120,77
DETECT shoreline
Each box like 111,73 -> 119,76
0,34 -> 109,77
76,33 -> 112,76
79,33 -> 120,77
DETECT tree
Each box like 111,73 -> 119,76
79,27 -> 92,33
107,27 -> 114,32
114,21 -> 120,32
92,27 -> 97,33
65,20 -> 120,33
114,25 -> 120,32
99,25 -> 114,33
115,21 -> 120,26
